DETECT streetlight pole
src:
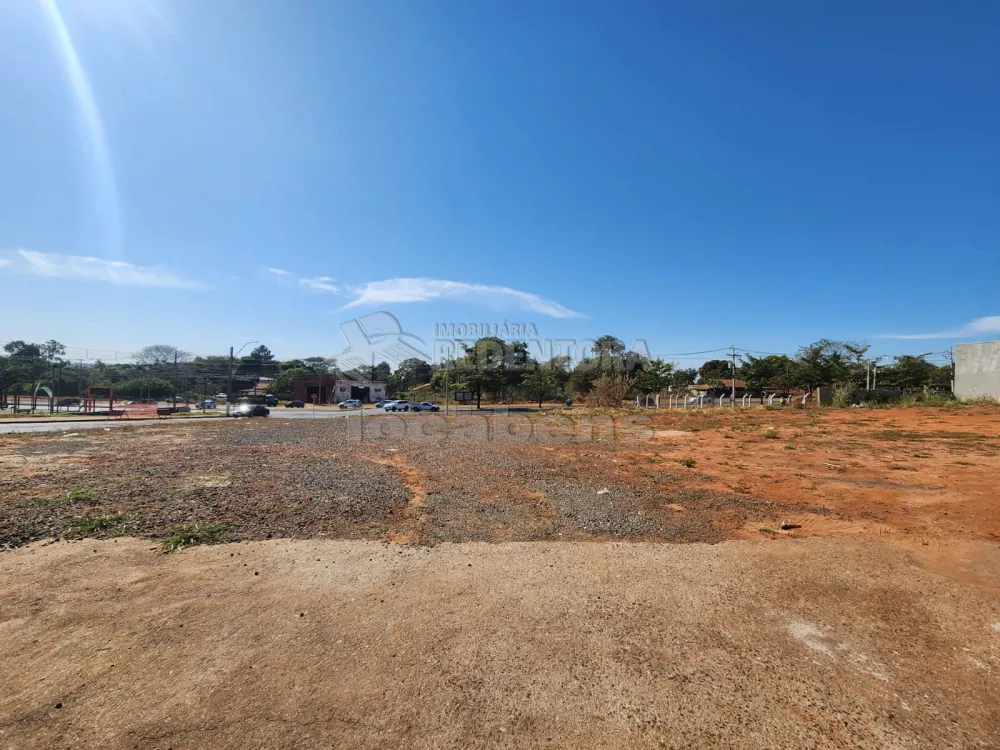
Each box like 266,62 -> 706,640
226,341 -> 257,416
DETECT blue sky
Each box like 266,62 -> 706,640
0,0 -> 997,369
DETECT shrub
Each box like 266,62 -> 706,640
588,375 -> 632,408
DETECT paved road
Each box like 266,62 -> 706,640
0,405 -> 530,434
0,408 -> 367,434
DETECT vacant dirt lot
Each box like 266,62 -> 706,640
1,406 -> 999,747
2,406 -> 998,549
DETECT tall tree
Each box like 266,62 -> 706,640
592,335 -> 626,372
249,344 -> 274,363
133,345 -> 191,366
673,368 -> 698,389
883,355 -> 939,391
740,354 -> 797,394
793,339 -> 851,392
456,337 -> 508,408
632,358 -> 674,396
522,363 -> 558,407
699,359 -> 733,384
395,358 -> 433,389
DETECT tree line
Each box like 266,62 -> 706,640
0,336 -> 952,407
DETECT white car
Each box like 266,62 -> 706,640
339,399 -> 362,409
384,400 -> 411,412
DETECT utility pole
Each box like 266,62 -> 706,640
173,350 -> 179,408
947,348 -> 955,393
730,345 -> 737,407
30,357 -> 37,412
226,346 -> 234,416
445,354 -> 451,417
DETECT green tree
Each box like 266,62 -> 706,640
522,364 -> 558,407
302,356 -> 335,374
632,358 -> 674,397
2,341 -> 45,395
882,355 -> 939,391
267,367 -> 311,398
698,359 -> 732,385
740,354 -> 797,394
132,344 -> 191,366
249,345 -> 274,362
456,337 -> 508,408
395,358 -> 433,390
792,339 -> 852,392
672,368 -> 698,390
592,335 -> 626,372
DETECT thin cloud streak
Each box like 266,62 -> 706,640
266,267 -> 340,293
342,278 -> 586,319
8,249 -> 208,290
877,316 -> 1000,340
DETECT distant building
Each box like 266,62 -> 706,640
955,341 -> 1000,400
689,378 -> 746,398
292,377 -> 386,404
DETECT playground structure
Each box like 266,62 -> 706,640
2,384 -> 153,419
83,386 -> 115,413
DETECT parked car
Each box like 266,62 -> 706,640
214,393 -> 228,402
374,400 -> 388,408
385,399 -> 411,412
413,402 -> 440,412
285,399 -> 305,408
233,403 -> 270,418
339,399 -> 362,409
196,399 -> 217,409
264,394 -> 278,406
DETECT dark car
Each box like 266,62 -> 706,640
264,394 -> 278,406
285,400 -> 305,408
233,403 -> 270,418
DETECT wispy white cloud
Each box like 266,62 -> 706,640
0,259 -> 11,268
4,249 -> 208,290
267,267 -> 340,293
877,316 -> 1000,340
342,278 -> 586,319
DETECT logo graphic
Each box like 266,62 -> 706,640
335,312 -> 429,377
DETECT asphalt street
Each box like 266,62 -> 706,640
0,407 -> 365,434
